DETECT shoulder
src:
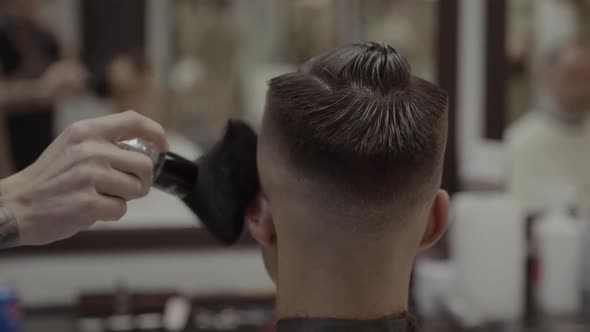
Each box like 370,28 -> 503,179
505,111 -> 552,151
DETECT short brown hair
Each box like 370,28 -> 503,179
263,42 -> 448,224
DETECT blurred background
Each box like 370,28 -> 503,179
1,0 -> 590,331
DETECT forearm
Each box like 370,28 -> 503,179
0,172 -> 21,198
0,79 -> 48,111
0,198 -> 19,249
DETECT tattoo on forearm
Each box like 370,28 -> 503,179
0,199 -> 19,248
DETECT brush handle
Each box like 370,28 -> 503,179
117,139 -> 198,198
154,152 -> 198,198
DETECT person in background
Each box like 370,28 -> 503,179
0,0 -> 87,176
105,51 -> 161,120
244,42 -> 449,331
105,51 -> 202,160
506,38 -> 590,212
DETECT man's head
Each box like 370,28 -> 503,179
246,43 -> 449,286
107,51 -> 152,98
106,51 -> 156,114
545,39 -> 590,114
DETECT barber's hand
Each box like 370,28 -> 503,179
0,111 -> 168,246
38,59 -> 88,102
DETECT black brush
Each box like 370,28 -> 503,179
118,120 -> 259,245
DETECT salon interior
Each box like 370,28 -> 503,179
1,0 -> 590,331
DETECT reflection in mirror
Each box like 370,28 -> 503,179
505,0 -> 580,128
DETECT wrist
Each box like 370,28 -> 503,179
0,198 -> 20,248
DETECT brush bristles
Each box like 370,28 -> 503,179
183,120 -> 259,245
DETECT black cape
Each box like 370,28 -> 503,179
277,314 -> 416,332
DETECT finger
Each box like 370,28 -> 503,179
70,141 -> 154,195
94,195 -> 128,222
95,167 -> 145,201
85,111 -> 169,152
104,144 -> 154,194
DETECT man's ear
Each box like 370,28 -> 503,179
245,192 -> 276,247
420,189 -> 450,250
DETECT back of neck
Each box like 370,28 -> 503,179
276,257 -> 411,320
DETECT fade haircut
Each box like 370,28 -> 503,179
263,42 -> 448,227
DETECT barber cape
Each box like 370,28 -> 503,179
505,106 -> 590,212
277,314 -> 416,332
